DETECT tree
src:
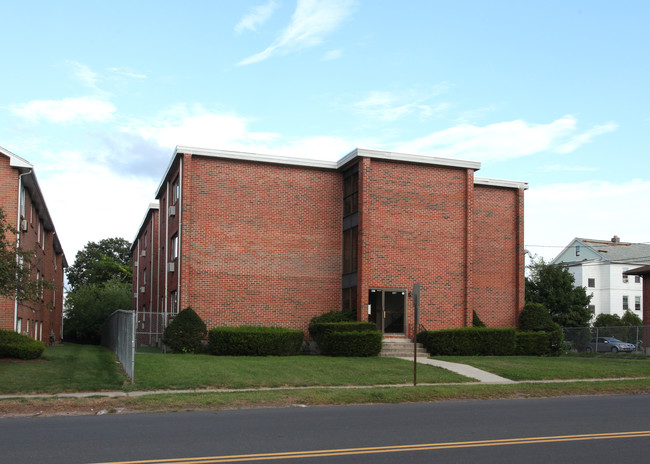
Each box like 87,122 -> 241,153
63,278 -> 132,344
0,207 -> 51,302
66,237 -> 132,289
525,258 -> 592,327
63,237 -> 133,344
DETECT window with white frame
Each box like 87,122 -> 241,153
635,275 -> 641,283
171,235 -> 179,260
623,295 -> 629,310
588,278 -> 595,288
635,296 -> 641,311
170,291 -> 178,314
623,268 -> 629,283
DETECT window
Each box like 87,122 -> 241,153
171,235 -> 179,260
342,227 -> 358,274
143,268 -> 147,285
172,177 -> 180,204
635,296 -> 641,311
343,170 -> 358,216
170,291 -> 178,314
342,286 -> 357,311
575,245 -> 581,256
588,305 -> 596,315
623,295 -> 629,311
588,278 -> 595,288
16,317 -> 22,334
623,268 -> 629,283
635,275 -> 641,283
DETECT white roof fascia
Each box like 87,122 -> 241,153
338,148 -> 482,170
475,177 -> 529,190
176,146 -> 338,169
0,145 -> 33,169
131,201 -> 160,251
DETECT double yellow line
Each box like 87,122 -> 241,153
93,430 -> 650,464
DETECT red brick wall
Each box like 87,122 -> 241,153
357,157 -> 474,336
472,184 -> 525,327
0,155 -> 19,332
178,154 -> 342,330
0,153 -> 65,342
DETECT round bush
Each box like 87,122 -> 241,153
519,302 -> 558,332
163,307 -> 207,353
0,329 -> 45,360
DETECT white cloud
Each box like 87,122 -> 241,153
322,49 -> 342,61
398,116 -> 616,163
10,97 -> 116,123
238,0 -> 356,65
235,1 -> 278,33
556,122 -> 618,153
68,61 -> 101,91
353,89 -> 451,122
108,67 -> 147,79
524,179 -> 650,262
33,150 -> 158,261
540,164 -> 598,172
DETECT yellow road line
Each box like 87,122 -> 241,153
91,430 -> 650,464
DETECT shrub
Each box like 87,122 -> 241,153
163,307 -> 207,353
208,326 -> 304,356
516,329 -> 564,356
472,310 -> 486,328
519,302 -> 559,332
319,330 -> 382,357
417,327 -> 516,356
0,329 -> 45,360
309,310 -> 356,326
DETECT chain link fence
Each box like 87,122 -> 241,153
135,311 -> 169,350
563,326 -> 650,354
101,310 -> 136,381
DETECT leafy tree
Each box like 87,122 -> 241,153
63,237 -> 133,344
0,207 -> 51,302
525,258 -> 592,327
66,238 -> 132,289
593,313 -> 622,327
63,278 -> 132,344
621,310 -> 643,326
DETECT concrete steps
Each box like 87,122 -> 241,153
380,337 -> 429,357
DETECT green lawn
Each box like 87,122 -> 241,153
435,355 -> 650,381
0,344 -> 125,394
130,353 -> 468,391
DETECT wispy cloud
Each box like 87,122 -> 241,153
235,1 -> 278,33
397,115 -> 616,162
68,61 -> 101,91
108,67 -> 147,79
238,0 -> 356,65
556,122 -> 618,153
353,88 -> 451,122
322,49 -> 342,61
10,97 -> 116,123
540,164 -> 598,172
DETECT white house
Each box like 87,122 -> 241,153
551,236 -> 650,320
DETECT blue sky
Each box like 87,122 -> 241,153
1,0 -> 648,263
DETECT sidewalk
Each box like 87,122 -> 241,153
398,357 -> 516,384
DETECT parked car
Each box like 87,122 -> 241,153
585,337 -> 635,353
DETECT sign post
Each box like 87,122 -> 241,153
412,283 -> 421,386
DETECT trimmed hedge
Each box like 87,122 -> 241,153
417,327 -> 516,356
208,326 -> 304,356
0,329 -> 45,360
516,329 -> 564,356
309,321 -> 382,357
318,330 -> 382,357
163,307 -> 207,353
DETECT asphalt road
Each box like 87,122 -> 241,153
2,394 -> 650,464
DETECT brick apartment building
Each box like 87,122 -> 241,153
0,146 -> 66,343
132,147 -> 527,346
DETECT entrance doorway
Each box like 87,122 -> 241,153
368,289 -> 406,334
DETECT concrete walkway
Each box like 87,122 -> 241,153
398,357 -> 515,384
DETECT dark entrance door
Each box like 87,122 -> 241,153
368,289 -> 406,334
